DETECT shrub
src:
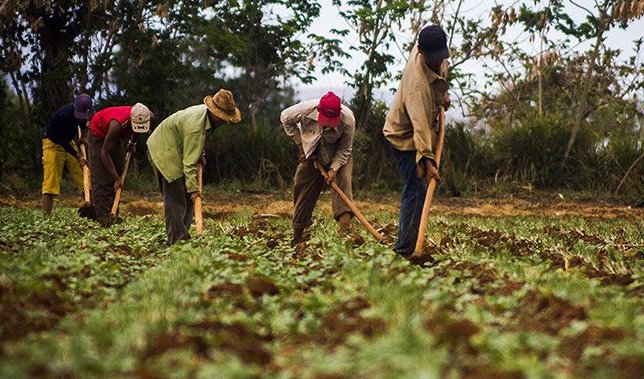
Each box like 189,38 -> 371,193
491,113 -> 600,189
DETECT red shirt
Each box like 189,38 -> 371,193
90,106 -> 133,139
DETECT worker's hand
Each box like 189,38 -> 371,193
78,157 -> 88,168
297,143 -> 306,163
418,158 -> 441,182
441,94 -> 451,110
424,159 -> 441,182
199,154 -> 207,167
326,169 -> 337,184
113,178 -> 123,192
190,191 -> 202,202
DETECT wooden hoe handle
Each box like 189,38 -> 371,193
315,162 -> 383,242
194,163 -> 204,237
78,126 -> 91,203
412,106 -> 446,256
80,144 -> 91,203
110,136 -> 136,217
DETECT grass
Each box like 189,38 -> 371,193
0,197 -> 642,378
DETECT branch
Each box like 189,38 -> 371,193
614,150 -> 644,195
568,0 -> 595,17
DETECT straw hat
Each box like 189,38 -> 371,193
203,89 -> 241,123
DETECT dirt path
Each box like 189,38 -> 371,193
1,191 -> 642,219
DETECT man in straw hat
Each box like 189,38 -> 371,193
87,102 -> 153,226
281,91 -> 355,247
41,93 -> 94,215
147,89 -> 241,245
383,24 -> 451,259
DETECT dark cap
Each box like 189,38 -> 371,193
418,25 -> 449,62
73,94 -> 93,120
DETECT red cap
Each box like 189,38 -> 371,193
318,91 -> 342,128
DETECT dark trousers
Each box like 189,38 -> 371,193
159,174 -> 194,245
88,132 -> 124,224
292,158 -> 353,230
392,148 -> 427,255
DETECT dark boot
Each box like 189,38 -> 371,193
290,228 -> 304,247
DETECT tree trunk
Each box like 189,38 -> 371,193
564,2 -> 609,159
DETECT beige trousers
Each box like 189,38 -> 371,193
292,157 -> 353,230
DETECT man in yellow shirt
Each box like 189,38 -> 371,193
41,94 -> 93,214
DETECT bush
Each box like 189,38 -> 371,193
204,123 -> 296,191
441,122 -> 495,195
491,113 -> 600,189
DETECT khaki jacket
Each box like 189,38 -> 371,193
281,99 -> 355,172
383,45 -> 448,165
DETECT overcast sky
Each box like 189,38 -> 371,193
295,0 -> 644,116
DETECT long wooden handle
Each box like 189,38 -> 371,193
315,163 -> 383,242
79,144 -> 91,203
110,150 -> 132,216
194,163 -> 204,236
413,107 -> 446,256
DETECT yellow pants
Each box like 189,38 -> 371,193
41,138 -> 83,195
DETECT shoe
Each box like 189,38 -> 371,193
290,228 -> 304,247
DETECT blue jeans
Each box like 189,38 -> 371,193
392,148 -> 427,255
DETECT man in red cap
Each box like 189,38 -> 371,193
383,24 -> 451,259
87,103 -> 153,226
282,91 -> 355,246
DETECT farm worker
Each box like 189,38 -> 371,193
383,24 -> 451,258
281,91 -> 356,246
88,103 -> 153,226
41,94 -> 94,214
147,89 -> 241,245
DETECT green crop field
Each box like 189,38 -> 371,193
0,195 -> 642,378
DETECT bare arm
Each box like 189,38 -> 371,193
101,120 -> 123,182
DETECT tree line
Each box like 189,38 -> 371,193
1,0 -> 642,200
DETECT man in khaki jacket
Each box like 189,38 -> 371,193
383,25 -> 450,258
282,91 -> 355,246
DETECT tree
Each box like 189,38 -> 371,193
518,0 -> 644,159
199,0 -> 325,132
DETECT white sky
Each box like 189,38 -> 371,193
295,0 -> 644,116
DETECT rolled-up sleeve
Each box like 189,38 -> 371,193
182,129 -> 205,193
281,104 -> 304,145
405,88 -> 438,165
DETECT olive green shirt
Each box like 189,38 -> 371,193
383,45 -> 448,165
147,104 -> 211,193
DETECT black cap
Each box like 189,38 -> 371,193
418,25 -> 449,62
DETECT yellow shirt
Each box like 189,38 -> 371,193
383,45 -> 448,165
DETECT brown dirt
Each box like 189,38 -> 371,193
3,191 -> 642,219
512,290 -> 587,335
187,320 -> 274,365
142,320 -> 274,367
316,297 -> 386,346
560,325 -> 628,360
460,364 -> 525,379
